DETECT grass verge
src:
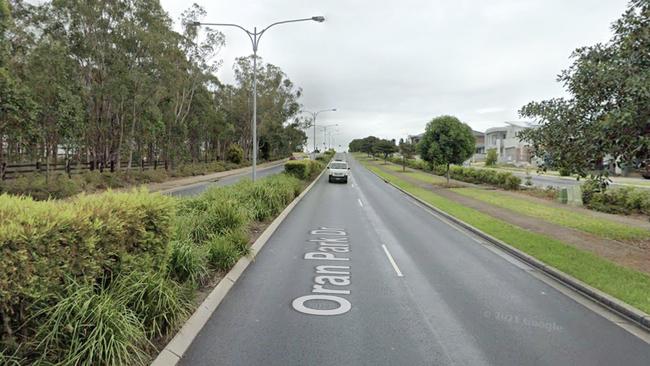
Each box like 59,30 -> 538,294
452,187 -> 649,242
362,162 -> 650,315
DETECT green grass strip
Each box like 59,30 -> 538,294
362,163 -> 650,314
451,187 -> 649,242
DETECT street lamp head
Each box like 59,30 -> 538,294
331,108 -> 337,111
190,21 -> 202,27
312,16 -> 326,22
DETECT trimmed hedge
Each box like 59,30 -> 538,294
583,183 -> 650,216
390,157 -> 521,190
284,159 -> 324,180
0,190 -> 175,343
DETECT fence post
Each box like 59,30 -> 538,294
141,159 -> 145,171
65,159 -> 71,178
110,160 -> 115,173
90,160 -> 95,171
1,162 -> 5,181
164,160 -> 168,171
36,161 -> 41,172
99,161 -> 104,173
154,160 -> 158,170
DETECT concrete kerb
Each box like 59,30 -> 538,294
150,166 -> 327,366
365,167 -> 650,333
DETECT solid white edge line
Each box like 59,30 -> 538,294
382,244 -> 404,277
357,198 -> 364,207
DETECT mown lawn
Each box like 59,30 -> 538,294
452,187 -> 649,242
362,162 -> 650,315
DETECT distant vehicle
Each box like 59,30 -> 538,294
328,161 -> 350,183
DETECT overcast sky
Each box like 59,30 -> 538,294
160,0 -> 628,150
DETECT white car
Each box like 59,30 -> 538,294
328,161 -> 350,183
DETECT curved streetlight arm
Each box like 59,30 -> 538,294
259,17 -> 317,42
195,17 -> 323,51
193,22 -> 256,48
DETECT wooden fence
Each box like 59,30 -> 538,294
0,159 -> 169,180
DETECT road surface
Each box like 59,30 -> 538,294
509,171 -> 649,190
179,154 -> 650,365
167,163 -> 285,197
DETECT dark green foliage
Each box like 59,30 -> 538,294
167,240 -> 208,285
519,0 -> 650,181
426,164 -> 520,190
418,116 -> 475,183
226,144 -> 244,164
207,235 -> 243,272
582,182 -> 650,216
374,139 -> 398,162
398,139 -> 416,171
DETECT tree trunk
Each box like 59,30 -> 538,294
446,163 -> 450,185
127,103 -> 136,170
403,156 -> 406,172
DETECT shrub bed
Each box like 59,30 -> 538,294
387,157 -> 521,190
582,182 -> 650,216
1,169 -> 318,365
285,159 -> 323,180
0,160 -> 249,200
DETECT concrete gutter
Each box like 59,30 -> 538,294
151,167 -> 326,366
366,167 -> 650,333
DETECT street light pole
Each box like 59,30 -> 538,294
193,16 -> 325,181
304,109 -> 336,153
318,123 -> 338,151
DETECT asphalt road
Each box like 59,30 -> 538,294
179,154 -> 650,366
167,164 -> 285,197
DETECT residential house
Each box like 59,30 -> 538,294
484,122 -> 532,165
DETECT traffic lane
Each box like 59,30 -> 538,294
349,156 -> 650,365
168,164 -> 285,197
179,169 -> 450,365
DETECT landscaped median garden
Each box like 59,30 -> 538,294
0,159 -> 324,365
356,155 -> 650,318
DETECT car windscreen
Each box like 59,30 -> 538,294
330,163 -> 347,169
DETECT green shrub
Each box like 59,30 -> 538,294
558,167 -> 572,176
504,175 -> 522,190
285,160 -> 322,180
230,175 -> 301,221
178,191 -> 250,243
167,239 -> 208,285
485,149 -> 497,166
585,185 -> 650,216
111,270 -> 192,339
226,144 -> 244,164
35,281 -> 148,366
0,190 -> 175,339
207,235 -> 241,271
419,164 -> 521,190
0,173 -> 82,200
